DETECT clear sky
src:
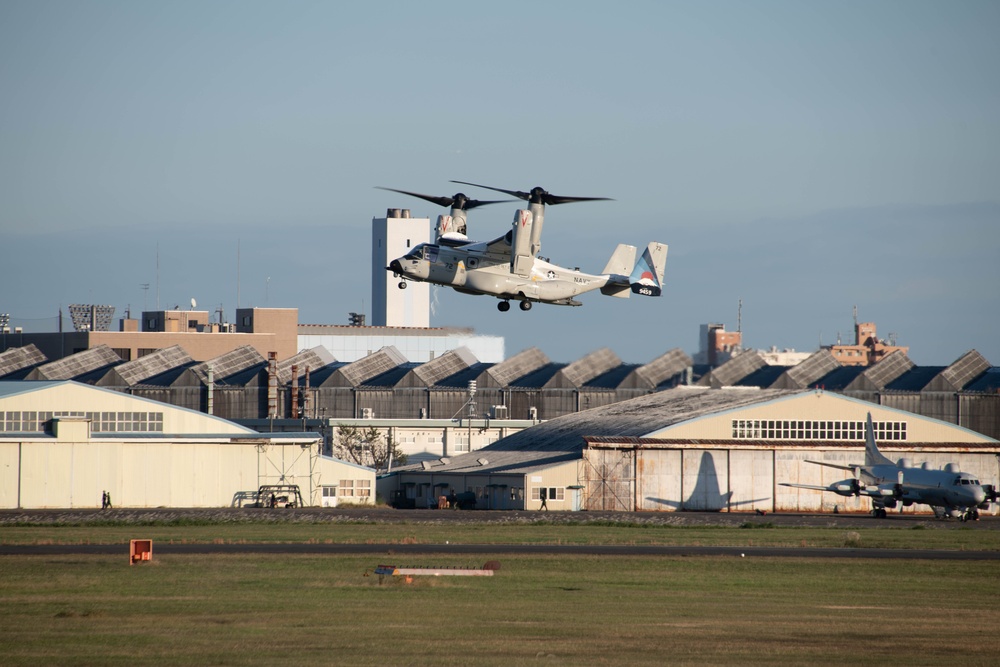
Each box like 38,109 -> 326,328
1,1 -> 998,365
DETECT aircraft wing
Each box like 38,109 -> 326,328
805,460 -> 862,474
779,482 -> 833,492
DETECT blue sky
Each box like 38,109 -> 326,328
1,1 -> 998,365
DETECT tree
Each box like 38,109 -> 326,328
333,424 -> 407,472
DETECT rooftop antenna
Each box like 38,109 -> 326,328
141,283 -> 149,312
156,242 -> 160,309
237,239 -> 241,309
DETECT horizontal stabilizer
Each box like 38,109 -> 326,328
630,242 -> 667,297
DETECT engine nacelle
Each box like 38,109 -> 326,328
831,479 -> 861,497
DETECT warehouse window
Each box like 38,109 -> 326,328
338,480 -> 354,497
731,419 -> 906,441
530,487 -> 565,502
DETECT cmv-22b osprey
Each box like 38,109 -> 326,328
382,181 -> 667,312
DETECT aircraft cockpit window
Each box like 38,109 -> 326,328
403,244 -> 426,261
425,245 -> 439,263
954,477 -> 962,485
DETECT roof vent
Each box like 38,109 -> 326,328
477,458 -> 489,466
439,457 -> 451,465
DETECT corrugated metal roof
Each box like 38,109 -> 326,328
556,348 -> 621,388
484,347 -> 549,387
584,363 -> 640,389
434,362 -> 494,389
0,345 -> 47,378
735,365 -> 788,387
886,366 -> 946,392
279,346 -> 336,385
359,362 -> 419,388
812,365 -> 866,390
511,362 -> 566,388
964,367 -> 1000,393
929,349 -> 990,391
27,345 -> 122,380
627,348 -> 692,389
410,347 -> 478,386
111,345 -> 193,386
862,350 -> 914,389
778,349 -> 840,389
393,387 -> 797,475
701,351 -> 766,388
187,346 -> 266,384
339,346 -> 407,386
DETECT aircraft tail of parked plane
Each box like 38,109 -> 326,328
780,413 -> 992,520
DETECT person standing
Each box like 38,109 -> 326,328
539,488 -> 548,511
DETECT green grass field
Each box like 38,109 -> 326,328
2,522 -> 999,666
2,553 -> 997,666
2,519 -> 1000,551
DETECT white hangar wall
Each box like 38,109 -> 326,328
584,391 -> 1000,513
0,381 -> 374,509
586,444 -> 1000,514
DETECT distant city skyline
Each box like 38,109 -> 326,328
2,2 -> 998,365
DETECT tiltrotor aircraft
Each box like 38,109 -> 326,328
381,181 -> 667,312
781,413 -> 996,520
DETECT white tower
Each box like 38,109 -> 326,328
372,208 -> 431,327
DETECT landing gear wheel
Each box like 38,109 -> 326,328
497,301 -> 511,312
398,281 -> 407,289
519,301 -> 532,311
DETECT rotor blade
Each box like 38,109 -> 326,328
450,181 -> 613,206
450,181 -> 530,201
376,186 -> 510,211
376,187 -> 455,208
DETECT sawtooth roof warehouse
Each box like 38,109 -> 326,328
380,387 -> 999,514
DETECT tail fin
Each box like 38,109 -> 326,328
599,244 -> 637,298
629,242 -> 667,296
864,413 -> 894,467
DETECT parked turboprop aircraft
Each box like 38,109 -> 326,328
382,182 -> 667,311
780,413 -> 995,520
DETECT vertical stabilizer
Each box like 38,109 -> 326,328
510,209 -> 533,277
629,242 -> 668,296
864,412 -> 895,467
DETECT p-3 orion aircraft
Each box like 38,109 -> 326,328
781,413 -> 996,520
381,181 -> 667,312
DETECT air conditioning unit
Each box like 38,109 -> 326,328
491,405 -> 508,420
361,408 -> 374,419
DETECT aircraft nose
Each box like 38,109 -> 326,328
388,259 -> 402,274
973,486 -> 986,505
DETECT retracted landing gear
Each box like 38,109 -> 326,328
498,301 -> 510,312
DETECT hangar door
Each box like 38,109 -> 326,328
635,449 -> 682,511
583,448 -> 634,511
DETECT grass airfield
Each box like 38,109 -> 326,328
2,512 -> 999,666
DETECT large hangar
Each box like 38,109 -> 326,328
382,387 -> 999,514
0,381 -> 374,509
